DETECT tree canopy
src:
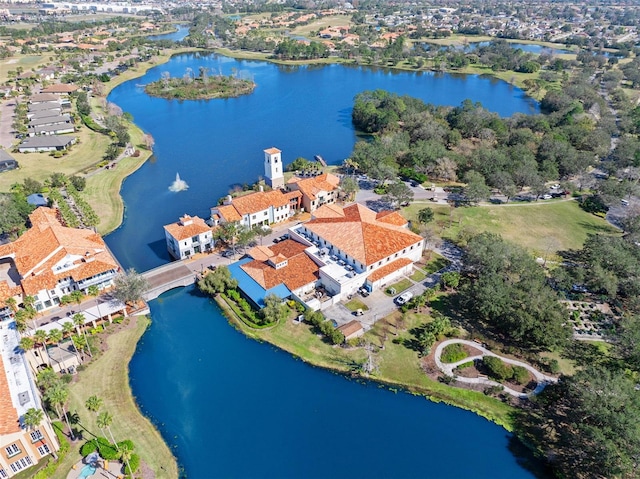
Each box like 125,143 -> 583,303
461,233 -> 570,350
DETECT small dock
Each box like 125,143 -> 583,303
314,155 -> 327,167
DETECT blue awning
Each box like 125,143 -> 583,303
228,257 -> 291,308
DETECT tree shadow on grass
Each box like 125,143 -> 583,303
576,221 -> 618,234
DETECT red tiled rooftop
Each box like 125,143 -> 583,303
242,240 -> 319,291
305,204 -> 421,266
367,258 -> 412,282
163,215 -> 211,241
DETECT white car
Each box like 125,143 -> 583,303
542,194 -> 552,200
395,292 -> 413,305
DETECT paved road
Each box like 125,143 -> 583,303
433,339 -> 558,398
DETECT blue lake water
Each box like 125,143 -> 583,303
147,25 -> 190,42
106,52 -> 537,271
108,53 -> 542,478
131,286 -> 539,478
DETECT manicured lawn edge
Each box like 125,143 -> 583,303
56,316 -> 179,479
214,297 -> 517,431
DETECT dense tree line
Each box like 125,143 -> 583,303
350,87 -> 608,198
273,38 -> 329,60
459,233 -> 570,350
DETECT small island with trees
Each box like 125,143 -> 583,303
145,67 -> 256,100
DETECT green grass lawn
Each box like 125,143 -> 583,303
409,269 -> 427,282
290,14 -> 352,37
222,299 -> 518,430
0,128 -> 112,192
344,299 -> 369,312
404,200 -> 620,257
54,316 -> 178,479
0,53 -> 51,84
422,253 -> 451,274
384,278 -> 412,296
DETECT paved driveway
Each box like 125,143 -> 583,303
324,241 -> 463,330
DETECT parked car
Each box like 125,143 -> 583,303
542,194 -> 552,200
395,292 -> 413,305
221,250 -> 235,258
358,287 -> 370,297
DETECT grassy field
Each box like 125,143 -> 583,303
404,199 -> 620,256
83,124 -> 151,235
0,128 -> 112,192
220,298 -> 518,430
290,14 -> 352,37
0,53 -> 51,84
53,316 -> 178,479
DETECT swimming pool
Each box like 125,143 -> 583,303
78,463 -> 96,479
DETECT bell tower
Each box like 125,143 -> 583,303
264,147 -> 284,189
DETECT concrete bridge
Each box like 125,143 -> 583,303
141,261 -> 200,301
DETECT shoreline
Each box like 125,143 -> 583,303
214,294 -> 517,431
92,46 -> 540,476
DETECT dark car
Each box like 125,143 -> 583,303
221,250 -> 235,258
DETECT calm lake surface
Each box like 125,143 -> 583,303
108,53 -> 541,478
147,25 -> 190,42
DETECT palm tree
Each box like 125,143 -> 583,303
117,441 -> 135,477
14,309 -> 28,333
97,411 -> 119,451
85,395 -> 102,417
23,407 -> 43,431
19,336 -> 35,353
3,297 -> 17,313
36,368 -> 58,392
45,383 -> 75,440
73,313 -> 92,358
34,329 -> 51,366
62,322 -> 80,361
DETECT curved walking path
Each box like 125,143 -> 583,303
434,339 -> 558,398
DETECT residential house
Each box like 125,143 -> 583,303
28,94 -> 59,105
163,214 -> 213,260
26,104 -> 61,117
40,84 -> 78,94
0,323 -> 60,477
210,188 -> 301,229
28,114 -> 72,128
18,136 -> 76,153
286,173 -> 340,213
0,207 -> 120,313
27,123 -> 75,137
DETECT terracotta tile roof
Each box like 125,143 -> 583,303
247,245 -> 274,262
288,173 -> 340,201
0,207 -> 119,297
216,204 -> 242,223
231,190 -> 290,216
264,147 -> 281,155
0,355 -> 20,436
338,319 -> 363,337
0,281 -> 21,304
305,204 -> 421,266
242,240 -> 319,291
376,211 -> 409,227
367,258 -> 413,282
163,215 -> 211,242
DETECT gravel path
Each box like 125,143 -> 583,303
433,339 -> 558,398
